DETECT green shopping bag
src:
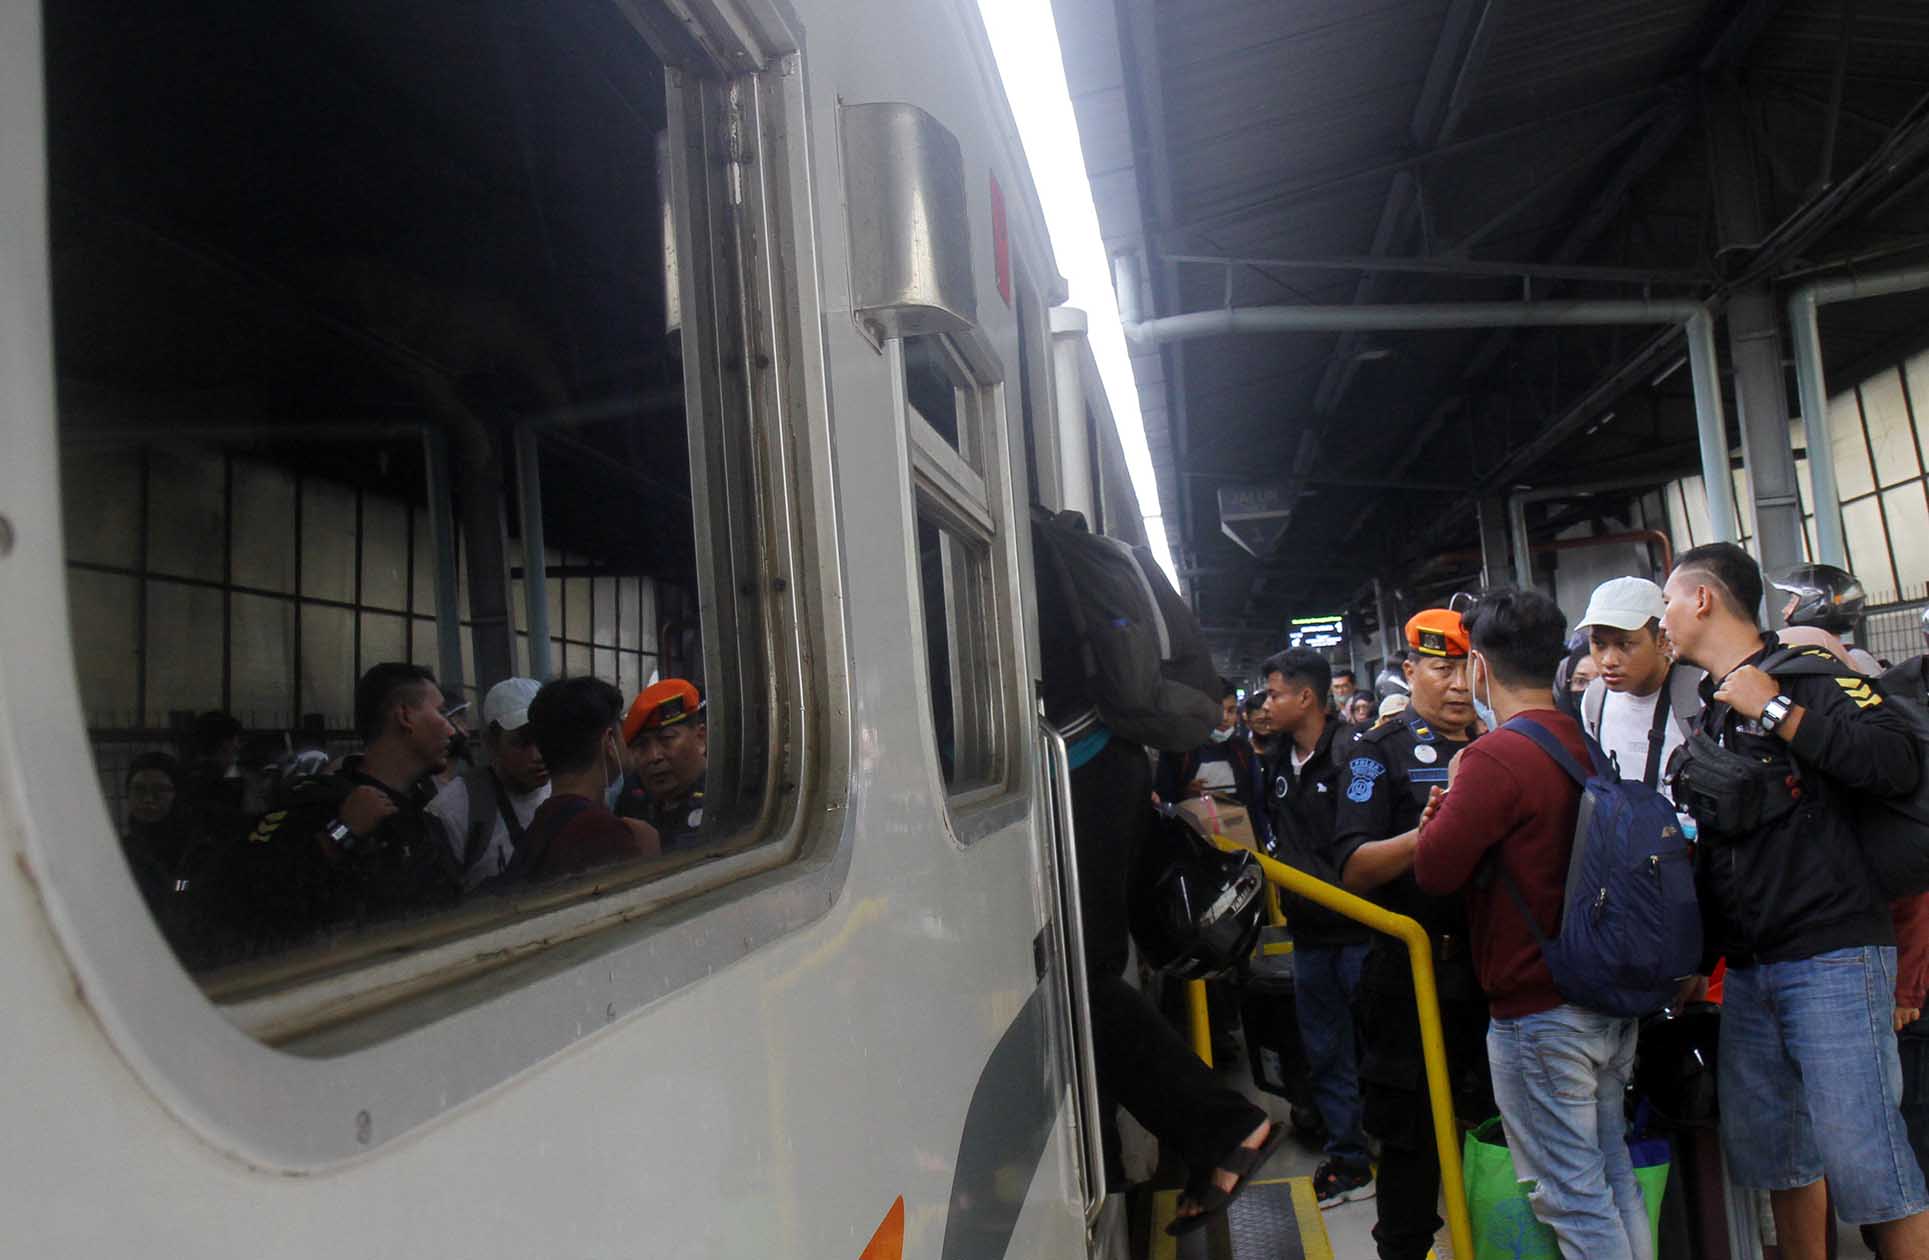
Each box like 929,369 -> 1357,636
1462,1117 -> 1668,1260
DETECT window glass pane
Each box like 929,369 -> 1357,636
232,459 -> 296,594
230,595 -> 294,729
1909,349 -> 1929,476
146,449 -> 226,582
144,581 -> 224,724
1862,369 -> 1920,489
67,570 -> 138,727
916,517 -> 958,786
301,479 -> 357,603
914,514 -> 997,792
1731,468 -> 1755,544
905,337 -> 967,458
1831,389 -> 1876,501
46,0 -> 774,997
1679,476 -> 1710,548
1882,485 -> 1929,602
61,448 -> 142,568
1843,496 -> 1898,604
362,496 -> 410,611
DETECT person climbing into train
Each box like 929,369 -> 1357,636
1028,523 -> 1280,1237
427,677 -> 552,890
1325,608 -> 1494,1260
1258,646 -> 1376,1209
1413,588 -> 1654,1260
1663,542 -> 1929,1260
615,678 -> 708,852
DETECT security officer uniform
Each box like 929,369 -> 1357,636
625,773 -> 706,852
616,678 -> 710,853
1326,610 -> 1493,1260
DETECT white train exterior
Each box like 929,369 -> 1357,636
0,0 -> 1136,1255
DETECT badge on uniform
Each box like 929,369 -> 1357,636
1346,757 -> 1384,802
1414,745 -> 1438,764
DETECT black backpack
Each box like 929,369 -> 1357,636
1766,646 -> 1929,897
1032,508 -> 1221,752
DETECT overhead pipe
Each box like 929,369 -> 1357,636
1788,262 -> 1929,567
1110,253 -> 1738,549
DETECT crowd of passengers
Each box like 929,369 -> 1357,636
1081,544 -> 1929,1260
117,668 -> 711,966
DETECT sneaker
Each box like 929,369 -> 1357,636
1312,1159 -> 1376,1209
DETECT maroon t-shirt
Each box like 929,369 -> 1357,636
1413,709 -> 1588,1018
525,794 -> 655,881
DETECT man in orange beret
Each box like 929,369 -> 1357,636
1323,608 -> 1492,1259
616,679 -> 708,852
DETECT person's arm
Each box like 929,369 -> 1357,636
1717,664 -> 1919,796
1413,745 -> 1515,894
1330,742 -> 1397,893
1894,893 -> 1929,1028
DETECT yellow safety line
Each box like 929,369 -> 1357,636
1196,834 -> 1475,1260
1186,977 -> 1214,1069
1289,1177 -> 1335,1260
1148,1190 -> 1180,1260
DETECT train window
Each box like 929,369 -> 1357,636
44,0 -> 814,1020
901,335 -> 1013,802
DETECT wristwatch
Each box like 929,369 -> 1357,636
323,818 -> 358,851
1759,693 -> 1794,733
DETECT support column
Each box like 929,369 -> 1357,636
514,426 -> 552,679
1374,578 -> 1397,656
1707,86 -> 1805,594
1477,496 -> 1513,590
422,430 -> 466,698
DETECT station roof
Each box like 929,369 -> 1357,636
1053,0 -> 1929,670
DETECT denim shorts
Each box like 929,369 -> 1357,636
1720,946 -> 1929,1225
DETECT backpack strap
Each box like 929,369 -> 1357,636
461,767 -> 496,872
1501,715 -> 1606,786
1641,674 -> 1674,791
1581,676 -> 1608,739
491,771 -> 528,851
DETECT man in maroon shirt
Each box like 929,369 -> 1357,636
505,677 -> 661,885
1414,588 -> 1652,1260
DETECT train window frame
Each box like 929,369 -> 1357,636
894,330 -> 1029,839
0,0 -> 852,1169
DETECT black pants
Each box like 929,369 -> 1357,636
1358,944 -> 1493,1260
1073,736 -> 1265,1182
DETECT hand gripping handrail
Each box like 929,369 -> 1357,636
1189,840 -> 1473,1260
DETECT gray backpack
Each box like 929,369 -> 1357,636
1033,509 -> 1221,753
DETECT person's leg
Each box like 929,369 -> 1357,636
1485,1007 -> 1640,1260
1777,947 -> 1929,1243
1718,958 -> 1827,1253
1366,1082 -> 1441,1260
1598,1018 -> 1654,1260
1293,943 -> 1370,1168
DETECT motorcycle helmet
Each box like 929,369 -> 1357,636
1772,564 -> 1866,636
1635,1001 -> 1721,1129
1130,807 -> 1266,981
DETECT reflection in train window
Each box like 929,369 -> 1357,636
902,336 -> 1009,800
46,0 -> 785,988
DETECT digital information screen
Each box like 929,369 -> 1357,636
1289,614 -> 1346,650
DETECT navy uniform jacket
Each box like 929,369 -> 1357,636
618,773 -> 707,852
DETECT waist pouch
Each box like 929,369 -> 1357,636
1669,732 -> 1798,838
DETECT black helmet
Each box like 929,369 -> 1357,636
1130,807 -> 1266,981
1635,1001 -> 1720,1129
1772,564 -> 1866,635
1374,666 -> 1410,701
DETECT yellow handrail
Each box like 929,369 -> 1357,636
1187,840 -> 1473,1260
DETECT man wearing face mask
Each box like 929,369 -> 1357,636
1325,609 -> 1493,1260
1156,679 -> 1259,813
496,677 -> 660,886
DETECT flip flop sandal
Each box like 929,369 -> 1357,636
1165,1122 -> 1288,1237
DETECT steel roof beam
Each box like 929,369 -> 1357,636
1163,253 -> 1706,287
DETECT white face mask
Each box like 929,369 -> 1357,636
1209,725 -> 1236,743
1469,651 -> 1498,731
602,731 -> 626,810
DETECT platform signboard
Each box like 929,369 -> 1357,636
1289,613 -> 1346,650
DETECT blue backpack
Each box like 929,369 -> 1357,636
1493,717 -> 1702,1019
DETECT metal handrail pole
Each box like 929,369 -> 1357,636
1186,980 -> 1214,1068
1040,723 -> 1109,1227
1209,837 -> 1475,1260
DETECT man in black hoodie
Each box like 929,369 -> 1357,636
1261,646 -> 1376,1208
1663,542 -> 1929,1258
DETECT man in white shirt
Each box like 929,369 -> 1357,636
1577,577 -> 1703,801
428,676 -> 552,889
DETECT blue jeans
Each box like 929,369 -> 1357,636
1293,941 -> 1370,1166
1487,1005 -> 1652,1260
1720,946 -> 1929,1225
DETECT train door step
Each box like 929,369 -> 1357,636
1146,1177 -> 1332,1260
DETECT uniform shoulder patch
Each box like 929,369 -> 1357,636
1345,756 -> 1385,803
246,810 -> 288,844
